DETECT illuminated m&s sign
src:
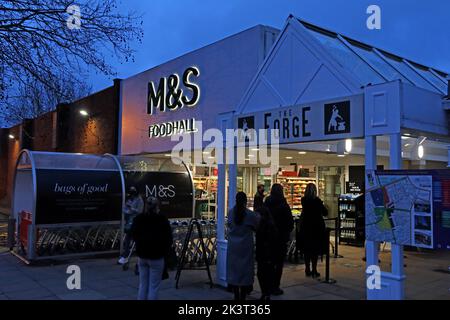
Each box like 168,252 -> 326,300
147,66 -> 201,115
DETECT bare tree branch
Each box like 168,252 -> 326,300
0,0 -> 143,127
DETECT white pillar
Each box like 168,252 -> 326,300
217,163 -> 226,241
228,163 -> 237,210
447,146 -> 450,167
365,135 -> 380,301
216,149 -> 237,287
389,133 -> 405,299
215,162 -> 227,286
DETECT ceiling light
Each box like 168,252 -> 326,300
8,134 -> 15,139
337,154 -> 345,158
164,154 -> 171,157
79,110 -> 89,116
418,145 -> 424,159
345,139 -> 352,153
285,156 -> 293,160
251,148 -> 259,151
298,151 -> 307,155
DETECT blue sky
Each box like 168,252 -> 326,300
92,0 -> 450,91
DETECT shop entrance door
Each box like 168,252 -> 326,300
237,167 -> 273,210
318,166 -> 345,218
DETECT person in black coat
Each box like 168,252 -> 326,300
130,196 -> 173,300
263,183 -> 294,295
296,183 -> 328,278
255,205 -> 278,301
253,184 -> 265,212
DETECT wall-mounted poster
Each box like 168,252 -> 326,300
365,173 -> 434,249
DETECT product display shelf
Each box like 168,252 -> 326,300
193,176 -> 217,219
338,193 -> 365,246
277,176 -> 317,214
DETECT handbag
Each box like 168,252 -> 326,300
162,264 -> 169,280
165,245 -> 178,270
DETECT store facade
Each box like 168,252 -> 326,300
117,16 -> 450,299
213,16 -> 450,299
118,25 -> 279,219
2,16 -> 450,299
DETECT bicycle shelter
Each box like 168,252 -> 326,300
10,150 -> 194,262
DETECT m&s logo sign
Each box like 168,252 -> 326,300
147,66 -> 201,115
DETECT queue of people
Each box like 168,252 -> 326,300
227,182 -> 327,301
121,182 -> 327,301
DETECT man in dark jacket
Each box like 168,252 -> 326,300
253,184 -> 265,211
264,183 -> 294,295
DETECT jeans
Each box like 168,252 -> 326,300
137,257 -> 165,300
121,232 -> 132,257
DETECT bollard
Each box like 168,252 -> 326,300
322,228 -> 337,284
334,216 -> 344,258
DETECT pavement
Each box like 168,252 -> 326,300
0,244 -> 449,300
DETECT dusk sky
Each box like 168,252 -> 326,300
91,0 -> 450,92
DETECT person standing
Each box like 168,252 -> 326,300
118,186 -> 144,265
130,196 -> 173,300
296,183 -> 327,278
264,184 -> 294,296
255,205 -> 278,301
226,192 -> 259,301
253,184 -> 265,212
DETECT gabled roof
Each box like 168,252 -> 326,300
299,18 -> 448,95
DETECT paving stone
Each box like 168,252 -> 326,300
307,293 -> 347,300
82,278 -> 125,290
57,289 -> 107,300
97,285 -> 138,299
6,287 -> 54,300
0,245 -> 448,300
272,285 -> 325,300
0,279 -> 41,293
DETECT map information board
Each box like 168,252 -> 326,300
365,172 -> 433,248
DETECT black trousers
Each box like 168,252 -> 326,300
257,261 -> 276,296
304,254 -> 318,272
273,244 -> 287,289
232,286 -> 252,301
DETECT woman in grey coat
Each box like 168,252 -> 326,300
226,192 -> 259,300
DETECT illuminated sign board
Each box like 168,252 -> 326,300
147,67 -> 200,139
147,66 -> 200,115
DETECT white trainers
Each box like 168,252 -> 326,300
118,257 -> 128,265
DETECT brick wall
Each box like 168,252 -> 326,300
33,112 -> 56,151
56,79 -> 120,154
0,125 -> 21,208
